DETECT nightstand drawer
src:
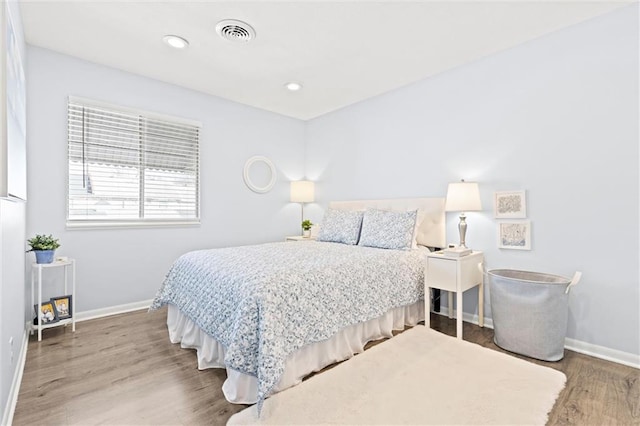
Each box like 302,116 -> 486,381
427,257 -> 457,292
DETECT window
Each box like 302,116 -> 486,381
67,97 -> 200,227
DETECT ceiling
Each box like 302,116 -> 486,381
20,1 -> 633,120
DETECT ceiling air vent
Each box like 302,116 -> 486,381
216,19 -> 256,43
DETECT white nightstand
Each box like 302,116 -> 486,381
285,236 -> 316,242
425,251 -> 484,339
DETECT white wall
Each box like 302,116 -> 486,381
0,1 -> 27,422
22,3 -> 639,362
26,47 -> 306,312
0,200 -> 26,422
306,5 -> 639,356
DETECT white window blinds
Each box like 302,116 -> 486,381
67,97 -> 200,227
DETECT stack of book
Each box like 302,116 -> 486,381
442,247 -> 472,257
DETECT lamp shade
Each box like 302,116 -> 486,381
445,181 -> 482,212
290,180 -> 315,203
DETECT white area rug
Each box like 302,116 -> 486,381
228,327 -> 566,425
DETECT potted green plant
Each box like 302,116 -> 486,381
27,234 -> 61,264
301,219 -> 313,238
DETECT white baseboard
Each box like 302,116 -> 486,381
436,309 -> 639,369
75,299 -> 153,322
2,329 -> 29,426
564,337 -> 640,369
23,300 -> 153,333
437,307 -> 494,329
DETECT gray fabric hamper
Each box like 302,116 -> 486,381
488,269 -> 581,361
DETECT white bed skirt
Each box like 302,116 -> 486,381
167,302 -> 424,404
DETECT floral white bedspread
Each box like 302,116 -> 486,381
150,241 -> 426,404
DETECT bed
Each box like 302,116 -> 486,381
150,198 -> 445,406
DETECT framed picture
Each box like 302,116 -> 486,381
494,191 -> 526,219
498,221 -> 531,250
34,301 -> 59,325
51,295 -> 72,320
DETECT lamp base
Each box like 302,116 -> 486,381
458,213 -> 468,249
443,246 -> 472,257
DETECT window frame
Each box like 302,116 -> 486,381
66,96 -> 201,229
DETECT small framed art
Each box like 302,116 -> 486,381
498,221 -> 531,250
494,191 -> 526,219
34,301 -> 58,325
51,295 -> 72,320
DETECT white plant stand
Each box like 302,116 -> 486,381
31,259 -> 76,342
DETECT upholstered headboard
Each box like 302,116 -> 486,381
328,197 -> 446,249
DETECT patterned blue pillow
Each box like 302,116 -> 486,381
358,209 -> 418,250
316,209 -> 364,245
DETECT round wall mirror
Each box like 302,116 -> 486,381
243,156 -> 277,193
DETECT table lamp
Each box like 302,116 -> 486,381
290,180 -> 315,234
445,179 -> 482,253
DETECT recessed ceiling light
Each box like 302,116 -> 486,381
285,82 -> 303,92
163,35 -> 189,49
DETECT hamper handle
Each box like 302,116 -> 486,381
565,271 -> 582,294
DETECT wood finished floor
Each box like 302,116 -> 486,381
13,307 -> 640,425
